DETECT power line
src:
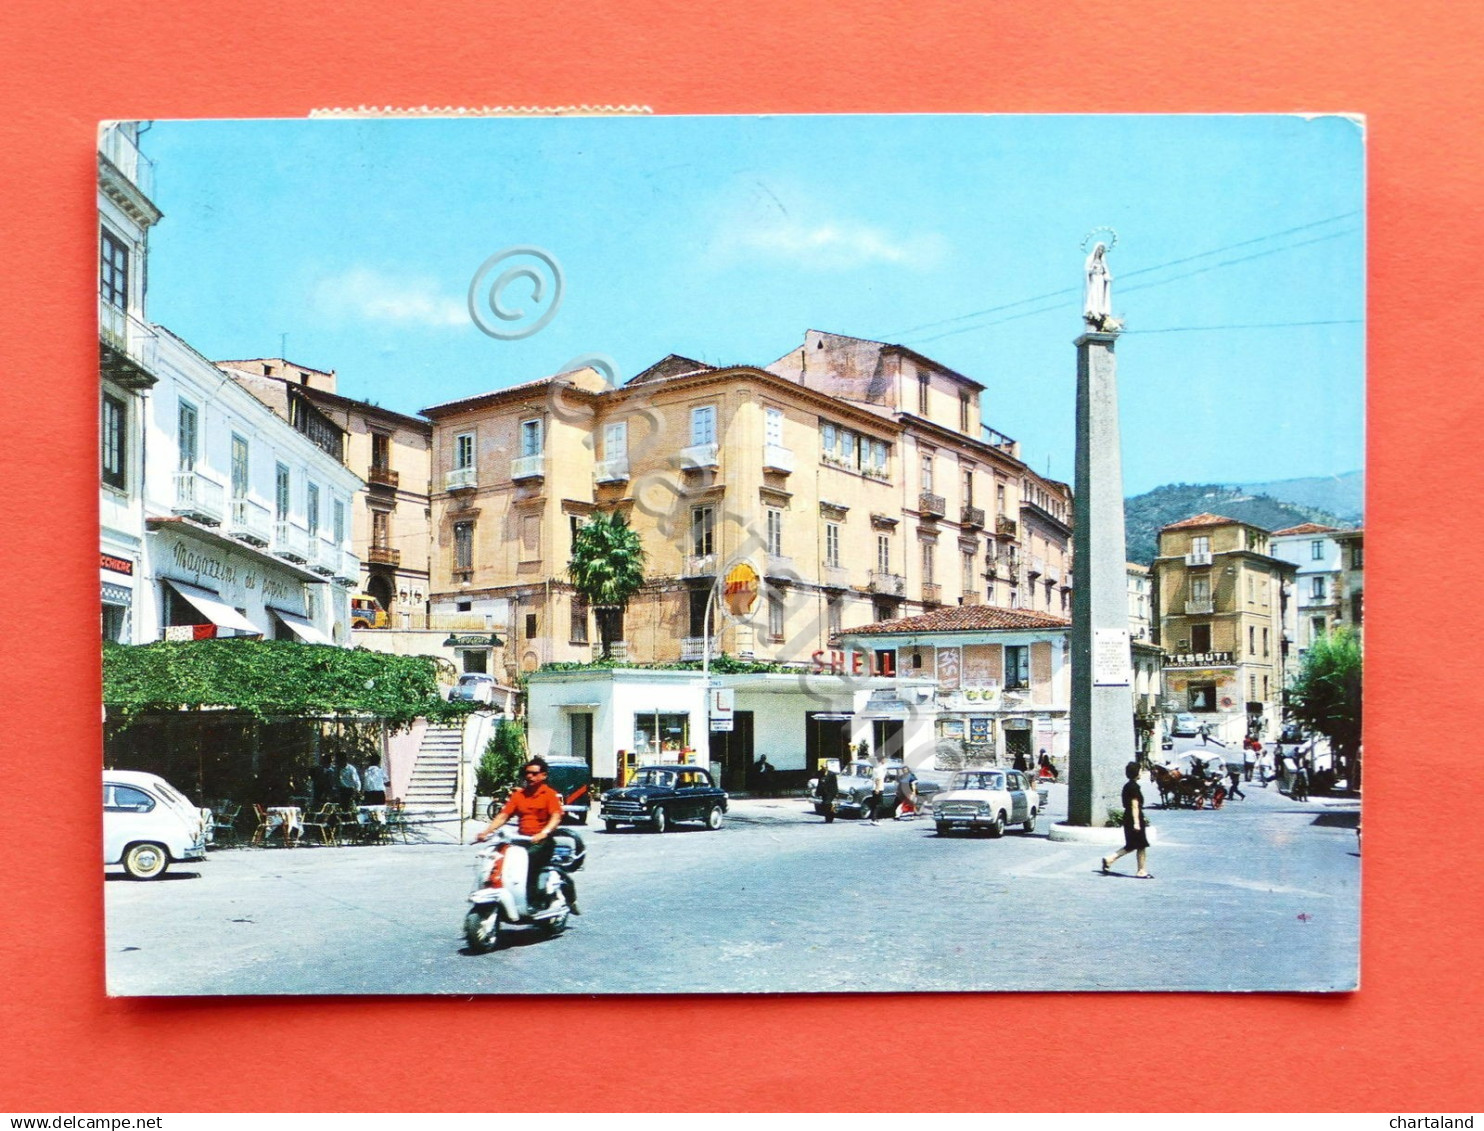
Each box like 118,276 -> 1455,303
1120,319 -> 1362,335
883,210 -> 1361,343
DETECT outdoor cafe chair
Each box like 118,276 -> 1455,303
384,798 -> 412,844
211,803 -> 242,848
300,803 -> 341,846
249,803 -> 273,847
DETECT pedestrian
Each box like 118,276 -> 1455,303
1292,753 -> 1310,802
336,754 -> 361,809
866,754 -> 887,825
311,752 -> 337,809
1199,723 -> 1209,746
1100,761 -> 1153,879
754,755 -> 774,797
1037,752 -> 1059,782
818,760 -> 839,824
894,763 -> 918,820
362,754 -> 387,805
1243,738 -> 1257,782
1013,750 -> 1028,772
1227,767 -> 1246,801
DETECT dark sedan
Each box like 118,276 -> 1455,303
599,766 -> 729,833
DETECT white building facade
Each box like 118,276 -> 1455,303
1270,523 -> 1359,653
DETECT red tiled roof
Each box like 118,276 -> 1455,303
1161,512 -> 1242,531
1271,522 -> 1341,536
838,605 -> 1070,637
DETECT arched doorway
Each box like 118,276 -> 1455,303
366,572 -> 394,614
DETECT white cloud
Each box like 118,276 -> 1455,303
311,267 -> 467,329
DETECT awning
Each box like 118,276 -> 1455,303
164,579 -> 260,635
270,608 -> 334,646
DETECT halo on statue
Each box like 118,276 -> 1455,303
1080,227 -> 1119,254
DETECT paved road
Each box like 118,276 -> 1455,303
105,776 -> 1358,995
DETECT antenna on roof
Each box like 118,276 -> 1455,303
280,332 -> 288,359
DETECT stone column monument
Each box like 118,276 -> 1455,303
1065,240 -> 1136,830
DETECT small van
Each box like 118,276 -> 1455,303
103,770 -> 208,880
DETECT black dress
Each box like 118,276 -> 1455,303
1122,779 -> 1149,851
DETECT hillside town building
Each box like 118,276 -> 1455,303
1151,513 -> 1297,742
1270,522 -> 1365,650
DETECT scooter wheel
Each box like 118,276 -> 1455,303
464,908 -> 499,953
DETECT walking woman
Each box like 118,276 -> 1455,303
1100,761 -> 1153,879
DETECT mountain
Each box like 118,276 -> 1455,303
1236,470 -> 1363,523
1123,484 -> 1355,565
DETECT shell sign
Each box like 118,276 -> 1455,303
722,562 -> 761,618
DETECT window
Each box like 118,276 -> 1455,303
519,418 -> 543,457
1247,575 -> 1256,603
766,508 -> 783,556
100,228 -> 129,308
1004,645 -> 1030,689
1263,675 -> 1270,700
828,596 -> 843,636
921,541 -> 935,584
454,521 -> 474,571
918,374 -> 930,414
1191,535 -> 1210,556
870,439 -> 889,476
178,401 -> 199,472
689,589 -> 710,637
371,432 -> 390,471
962,549 -> 976,592
102,603 -> 127,643
692,506 -> 715,557
1248,625 -> 1256,655
1311,576 -> 1327,599
274,464 -> 291,519
1262,627 -> 1270,657
569,597 -> 589,644
306,483 -> 320,537
765,406 -> 784,447
1351,544 -> 1364,569
230,434 -> 249,499
101,393 -> 126,490
372,509 -> 390,550
1311,539 -> 1325,561
690,405 -> 716,446
1189,682 -> 1216,711
821,422 -> 836,457
962,468 -> 974,506
1190,576 -> 1211,602
456,599 -> 473,612
525,613 -> 538,639
959,393 -> 971,432
1191,623 -> 1212,653
333,499 -> 346,545
454,432 -> 475,469
996,482 -> 1006,514
768,592 -> 784,640
1311,615 -> 1326,640
825,522 -> 841,568
874,601 -> 894,622
876,534 -> 891,574
921,452 -> 934,493
841,430 -> 857,466
1351,593 -> 1363,623
603,420 -> 627,460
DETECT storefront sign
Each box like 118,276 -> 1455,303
100,552 -> 134,576
708,687 -> 734,732
722,562 -> 760,617
1163,651 -> 1234,667
935,645 -> 961,691
811,649 -> 893,677
444,634 -> 501,648
968,716 -> 992,743
1094,628 -> 1131,686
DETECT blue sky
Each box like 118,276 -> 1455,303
141,114 -> 1364,495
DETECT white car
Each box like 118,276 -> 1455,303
103,770 -> 208,880
449,673 -> 497,704
930,768 -> 1040,837
1171,713 -> 1201,737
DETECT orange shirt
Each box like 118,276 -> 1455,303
499,783 -> 563,836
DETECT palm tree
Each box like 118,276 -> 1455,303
568,510 -> 647,658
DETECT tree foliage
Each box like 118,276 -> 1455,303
476,719 -> 528,801
103,640 -> 471,729
1287,626 -> 1363,787
568,510 -> 647,654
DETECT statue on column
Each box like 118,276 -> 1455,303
1083,241 -> 1114,330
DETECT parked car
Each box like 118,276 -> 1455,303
1279,723 -> 1306,745
1171,713 -> 1201,737
807,760 -> 943,819
599,765 -> 728,833
546,757 -> 593,825
449,673 -> 497,705
103,770 -> 208,879
929,768 -> 1040,837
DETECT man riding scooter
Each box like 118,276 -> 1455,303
475,757 -> 576,914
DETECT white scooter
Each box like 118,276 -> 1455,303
464,826 -> 584,953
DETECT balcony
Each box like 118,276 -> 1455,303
173,471 -> 225,525
765,553 -> 795,579
593,641 -> 629,662
680,442 -> 721,470
368,545 -> 401,567
1185,550 -> 1213,567
228,496 -> 272,546
1185,599 -> 1214,615
919,492 -> 946,518
100,125 -> 156,198
961,592 -> 982,606
995,514 -> 1018,539
594,456 -> 630,484
922,582 -> 943,606
868,570 -> 905,596
309,537 -> 337,576
680,637 -> 718,662
821,563 -> 849,589
960,505 -> 985,528
334,549 -> 361,585
367,465 -> 399,490
682,553 -> 717,578
1027,555 -> 1046,578
762,443 -> 794,474
511,454 -> 546,481
273,520 -> 309,563
445,466 -> 477,492
99,304 -> 159,390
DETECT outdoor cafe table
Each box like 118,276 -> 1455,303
351,805 -> 388,843
265,806 -> 303,845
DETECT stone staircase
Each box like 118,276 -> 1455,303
403,724 -> 466,816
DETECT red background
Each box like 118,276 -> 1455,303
2,0 -> 1480,1112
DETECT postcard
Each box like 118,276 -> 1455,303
99,114 -> 1362,994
